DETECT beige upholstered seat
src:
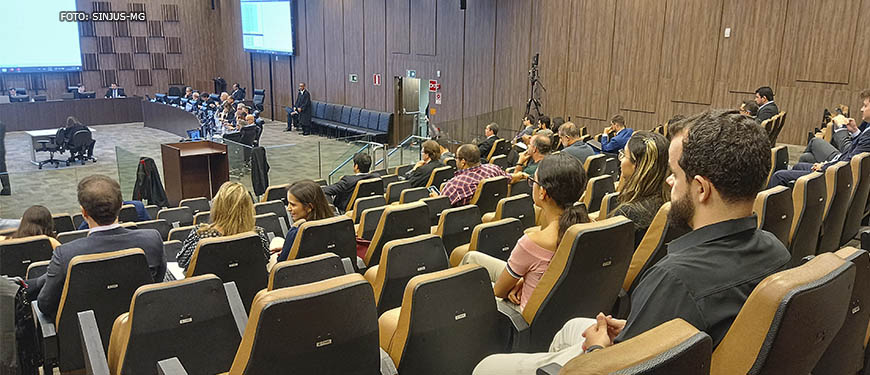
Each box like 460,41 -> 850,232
787,172 -> 825,267
285,216 -> 357,264
363,234 -> 449,314
345,177 -> 385,212
840,152 -> 870,245
448,218 -> 525,267
481,193 -> 536,229
752,185 -> 793,246
260,183 -> 289,203
432,205 -> 481,261
185,232 -> 268,311
469,176 -> 510,216
0,235 -> 54,278
817,161 -> 852,253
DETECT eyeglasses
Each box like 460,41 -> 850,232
527,175 -> 540,188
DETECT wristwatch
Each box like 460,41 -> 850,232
584,345 -> 604,354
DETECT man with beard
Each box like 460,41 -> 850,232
472,110 -> 790,374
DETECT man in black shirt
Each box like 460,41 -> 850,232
404,139 -> 446,188
473,110 -> 790,374
322,153 -> 377,212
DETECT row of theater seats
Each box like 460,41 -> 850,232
296,101 -> 392,142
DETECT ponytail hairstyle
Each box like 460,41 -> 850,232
535,153 -> 590,239
617,131 -> 670,207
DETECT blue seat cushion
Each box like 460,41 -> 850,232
340,106 -> 352,124
377,113 -> 390,132
314,102 -> 326,118
367,112 -> 381,130
349,108 -> 361,127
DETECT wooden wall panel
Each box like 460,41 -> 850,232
387,0 -> 411,55
565,0 -> 616,122
611,0 -> 666,113
780,0 -> 859,85
432,0 -> 466,139
530,0 -> 572,118
717,0 -> 787,93
363,0 -> 387,111
303,0 -> 327,102
461,0 -> 497,142
291,0 -> 310,108
492,0 -> 532,134
410,0 -> 436,56
661,0 -> 722,104
343,0 -> 365,108
323,1 -> 346,104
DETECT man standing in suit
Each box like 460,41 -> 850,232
0,121 -> 9,195
768,89 -> 870,188
755,86 -> 779,123
477,123 -> 500,161
322,153 -> 376,212
289,83 -> 312,134
26,175 -> 165,319
231,83 -> 245,101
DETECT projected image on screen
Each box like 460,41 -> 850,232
241,0 -> 295,55
0,0 -> 82,73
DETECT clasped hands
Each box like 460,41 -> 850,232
581,312 -> 626,350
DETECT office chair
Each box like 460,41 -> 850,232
36,128 -> 68,169
252,89 -> 265,111
67,130 -> 97,165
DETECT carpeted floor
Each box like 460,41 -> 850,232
0,119 -> 423,218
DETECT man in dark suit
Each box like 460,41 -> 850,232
27,175 -> 165,319
322,153 -> 376,212
477,122 -> 500,161
104,83 -> 126,98
289,82 -> 312,134
231,83 -> 245,101
755,86 -> 779,123
404,139 -> 446,188
769,89 -> 870,188
0,121 -> 8,195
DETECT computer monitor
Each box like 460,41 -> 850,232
186,129 -> 202,141
79,91 -> 96,99
155,93 -> 166,103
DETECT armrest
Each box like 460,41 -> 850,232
31,301 -> 58,361
379,348 -> 398,375
157,357 -> 189,375
341,257 -> 355,274
223,281 -> 248,337
497,299 -> 529,352
862,229 -> 870,251
613,288 -> 631,320
536,363 -> 562,375
77,310 -> 110,375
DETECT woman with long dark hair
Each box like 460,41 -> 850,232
610,131 -> 670,247
272,179 -> 335,262
2,205 -> 61,248
462,153 -> 590,312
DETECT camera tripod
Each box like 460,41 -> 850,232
525,53 -> 546,119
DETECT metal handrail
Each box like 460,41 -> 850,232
327,140 -> 387,183
376,135 -> 430,167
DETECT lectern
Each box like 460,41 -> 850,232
161,141 -> 229,206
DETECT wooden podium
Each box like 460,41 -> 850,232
161,141 -> 229,206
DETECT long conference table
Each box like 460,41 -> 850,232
0,97 -> 200,137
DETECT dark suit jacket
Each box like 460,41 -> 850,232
756,101 -> 779,123
322,173 -> 377,212
477,135 -> 499,160
827,127 -> 870,169
64,124 -> 88,146
36,226 -> 165,319
104,88 -> 125,98
231,89 -> 245,101
294,90 -> 312,125
405,160 -> 446,188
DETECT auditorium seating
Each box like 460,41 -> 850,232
33,249 -> 152,373
52,213 -> 76,234
310,101 -> 391,142
378,265 -> 507,374
163,240 -> 182,262
399,187 -> 429,204
357,205 -> 387,241
255,212 -> 287,239
583,174 -> 616,213
284,216 -> 358,267
840,152 -> 870,245
421,195 -> 451,226
364,234 -> 450,314
752,185 -> 793,246
470,176 -> 510,216
57,228 -> 89,244
499,216 -> 634,351
787,172 -> 826,267
262,184 -> 290,204
814,247 -> 870,374
508,178 -> 532,197
168,225 -> 195,242
179,196 -> 211,214
817,161 -> 852,254
710,253 -> 854,374
184,232 -> 268,311
486,139 -> 507,162
0,235 -> 53,278
145,205 -> 159,220
381,174 -> 400,189
481,194 -> 536,229
766,146 -> 789,186
26,260 -> 49,279
254,200 -> 291,229
543,319 -> 712,375
157,206 -> 194,227
394,164 -> 413,177
427,165 -> 455,187
349,195 -> 387,223
489,154 -> 509,170
72,213 -> 85,229
133,219 -> 172,241
584,154 -> 607,179
603,157 -> 619,179
622,203 -> 687,293
118,204 -> 138,222
385,180 -> 411,204
448,218 -> 524,266
193,211 -> 210,225
268,253 -> 353,290
345,177 -> 385,212
590,191 -> 620,221
432,204 -> 481,257
365,201 -> 430,267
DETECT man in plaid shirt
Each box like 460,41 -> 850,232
439,144 -> 512,206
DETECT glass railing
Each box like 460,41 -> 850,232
324,134 -> 381,184
0,169 -> 104,219
116,146 -> 143,200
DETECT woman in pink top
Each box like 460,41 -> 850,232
463,153 -> 589,311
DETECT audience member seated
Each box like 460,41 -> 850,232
244,114 -> 256,126
0,205 -> 60,248
405,140 -> 446,188
558,122 -> 595,164
176,182 -> 270,271
515,115 -> 537,143
219,91 -> 229,106
438,144 -> 512,207
322,153 -> 377,213
609,131 -> 670,247
183,86 -> 193,99
473,109 -> 790,374
25,175 -> 165,319
598,114 -> 633,155
514,134 -> 552,177
768,89 -> 870,188
231,83 -> 246,101
799,113 -> 862,163
63,116 -> 95,159
739,99 -> 759,119
461,153 -> 589,312
477,123 -> 501,160
104,83 -> 125,98
437,138 -> 455,162
7,88 -> 15,98
271,179 -> 335,262
755,86 -> 779,123
521,115 -> 551,145
76,200 -> 150,230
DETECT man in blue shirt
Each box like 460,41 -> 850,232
598,114 -> 633,155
